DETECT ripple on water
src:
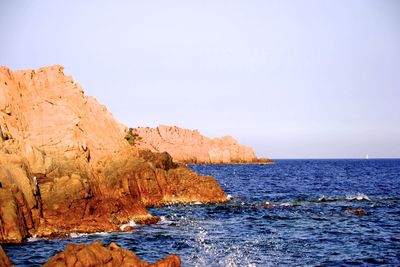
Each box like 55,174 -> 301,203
4,160 -> 400,266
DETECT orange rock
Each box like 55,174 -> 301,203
0,65 -> 127,164
0,154 -> 33,243
43,242 -> 180,267
0,65 -> 227,243
0,245 -> 13,267
131,126 -> 272,164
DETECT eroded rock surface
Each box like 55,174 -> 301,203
43,241 -> 180,267
0,65 -> 227,243
0,245 -> 13,267
131,125 -> 271,164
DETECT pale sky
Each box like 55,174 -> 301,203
1,0 -> 399,158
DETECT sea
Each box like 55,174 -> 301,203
4,159 -> 400,266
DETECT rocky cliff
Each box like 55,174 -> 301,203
0,65 -> 227,244
131,126 -> 271,164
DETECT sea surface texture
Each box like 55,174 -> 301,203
5,160 -> 400,266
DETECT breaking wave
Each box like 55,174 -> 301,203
119,220 -> 136,231
345,193 -> 371,201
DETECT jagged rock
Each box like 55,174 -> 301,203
0,65 -> 127,163
131,125 -> 272,164
0,66 -> 227,243
43,241 -> 180,267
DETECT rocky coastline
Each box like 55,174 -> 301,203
0,65 -> 230,265
131,126 -> 272,164
0,65 -> 271,265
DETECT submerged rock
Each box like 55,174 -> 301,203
0,65 -> 227,243
261,202 -> 273,207
0,245 -> 13,267
130,125 -> 272,164
43,241 -> 180,267
344,208 -> 368,215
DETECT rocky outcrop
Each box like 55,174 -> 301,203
0,245 -> 13,267
43,242 -> 180,267
0,65 -> 227,243
131,126 -> 271,164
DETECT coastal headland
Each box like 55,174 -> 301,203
130,126 -> 272,164
0,65 -> 228,246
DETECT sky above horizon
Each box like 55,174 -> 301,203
1,1 -> 399,159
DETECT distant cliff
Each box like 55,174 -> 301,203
131,125 -> 271,164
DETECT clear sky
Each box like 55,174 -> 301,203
1,1 -> 399,159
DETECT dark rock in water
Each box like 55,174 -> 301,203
43,241 -> 181,267
0,245 -> 13,267
318,195 -> 339,203
318,196 -> 329,202
344,208 -> 368,215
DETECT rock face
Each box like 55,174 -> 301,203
131,126 -> 271,164
0,245 -> 13,267
43,241 -> 180,267
0,65 -> 227,243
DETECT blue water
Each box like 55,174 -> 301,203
4,160 -> 400,266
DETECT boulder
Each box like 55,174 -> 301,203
43,242 -> 180,267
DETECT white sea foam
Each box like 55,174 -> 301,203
93,231 -> 111,236
158,215 -> 172,225
69,233 -> 89,238
279,202 -> 292,207
28,231 -> 111,242
187,226 -> 261,267
346,193 -> 371,201
27,235 -> 41,242
119,220 -> 136,231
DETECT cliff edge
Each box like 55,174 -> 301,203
131,126 -> 271,164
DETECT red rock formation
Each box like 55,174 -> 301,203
0,65 -> 227,243
0,245 -> 13,267
131,126 -> 272,164
43,241 -> 180,267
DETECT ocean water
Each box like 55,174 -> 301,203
4,159 -> 400,266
